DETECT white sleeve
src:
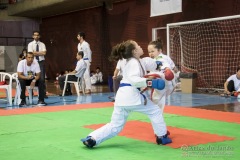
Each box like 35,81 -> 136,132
75,60 -> 86,72
141,57 -> 157,72
75,62 -> 80,72
125,60 -> 147,88
77,43 -> 81,52
17,60 -> 24,73
86,43 -> 92,62
28,42 -> 33,52
116,60 -> 121,69
167,56 -> 175,69
227,75 -> 234,82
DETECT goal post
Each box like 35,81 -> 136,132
166,15 -> 240,90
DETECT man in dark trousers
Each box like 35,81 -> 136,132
28,31 -> 48,98
17,52 -> 47,107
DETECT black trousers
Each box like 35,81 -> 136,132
58,75 -> 78,92
38,60 -> 46,96
227,80 -> 235,92
18,79 -> 45,102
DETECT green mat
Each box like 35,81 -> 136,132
0,108 -> 239,160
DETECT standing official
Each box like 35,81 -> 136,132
77,32 -> 92,94
28,31 -> 47,98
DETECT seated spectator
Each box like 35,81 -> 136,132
90,70 -> 97,85
18,48 -> 27,62
90,70 -> 95,77
54,73 -> 60,84
58,51 -> 87,96
222,67 -> 240,96
95,67 -> 103,84
55,73 -> 60,81
91,67 -> 103,85
54,71 -> 66,84
17,52 -> 46,107
64,70 -> 69,75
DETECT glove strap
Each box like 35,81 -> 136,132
146,80 -> 152,87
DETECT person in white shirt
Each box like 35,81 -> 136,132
90,70 -> 97,85
90,67 -> 103,84
95,67 -> 103,84
81,40 -> 172,148
17,52 -> 46,107
77,32 -> 92,94
28,31 -> 47,98
148,38 -> 176,71
112,59 -> 127,94
223,67 -> 240,96
148,38 -> 177,112
58,51 -> 87,96
18,48 -> 27,62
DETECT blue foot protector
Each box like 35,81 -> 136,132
81,136 -> 96,148
156,134 -> 172,145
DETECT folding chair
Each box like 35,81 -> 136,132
12,73 -> 38,105
0,72 -> 12,106
62,68 -> 86,96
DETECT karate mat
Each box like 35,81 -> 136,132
0,103 -> 239,160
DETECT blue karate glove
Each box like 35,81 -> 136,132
147,78 -> 165,90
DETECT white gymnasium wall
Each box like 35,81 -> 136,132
0,46 -> 23,73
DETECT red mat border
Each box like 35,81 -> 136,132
0,102 -> 113,116
84,121 -> 235,148
165,106 -> 240,124
0,103 -> 240,124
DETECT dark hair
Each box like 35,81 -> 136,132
149,38 -> 163,50
109,40 -> 135,61
78,32 -> 85,39
22,48 -> 27,53
60,71 -> 65,75
96,67 -> 100,70
26,52 -> 34,57
78,51 -> 84,57
33,31 -> 40,35
237,67 -> 240,72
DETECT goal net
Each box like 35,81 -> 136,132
167,15 -> 240,91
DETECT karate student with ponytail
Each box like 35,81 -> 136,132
81,40 -> 172,148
